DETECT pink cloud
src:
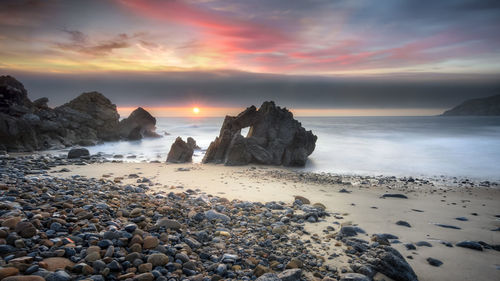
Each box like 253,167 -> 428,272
118,0 -> 292,55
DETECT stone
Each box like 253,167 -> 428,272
143,236 -> 159,249
255,273 -> 280,281
68,148 -> 90,159
155,218 -> 182,230
15,221 -> 37,238
340,273 -> 370,281
2,277 -> 46,281
426,257 -> 443,267
46,270 -> 71,281
456,240 -> 483,251
203,101 -> 317,166
167,137 -> 194,163
0,267 -> 20,279
205,210 -> 230,222
285,258 -> 303,269
147,253 -> 169,267
135,273 -> 154,281
277,268 -> 302,281
43,257 -> 75,271
253,265 -> 271,277
294,196 -> 310,205
138,263 -> 153,273
396,220 -> 411,227
381,194 -> 408,199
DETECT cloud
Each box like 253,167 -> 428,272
54,30 -> 135,56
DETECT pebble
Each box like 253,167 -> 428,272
426,257 -> 443,267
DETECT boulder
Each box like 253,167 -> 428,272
68,148 -> 90,159
166,137 -> 194,163
203,101 -> 317,166
119,107 -> 160,140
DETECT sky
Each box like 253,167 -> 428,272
1,0 -> 500,116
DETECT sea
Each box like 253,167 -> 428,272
66,116 -> 500,181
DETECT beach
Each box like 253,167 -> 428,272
48,161 -> 500,281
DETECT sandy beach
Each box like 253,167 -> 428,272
51,162 -> 500,281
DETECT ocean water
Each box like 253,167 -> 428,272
76,116 -> 500,181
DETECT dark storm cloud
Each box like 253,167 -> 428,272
4,70 -> 499,110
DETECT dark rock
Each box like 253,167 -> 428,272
442,94 -> 500,116
203,101 -> 317,166
187,137 -> 200,150
426,257 -> 443,267
456,240 -> 483,251
434,224 -> 461,230
56,91 -> 120,141
166,137 -> 194,163
68,148 -> 90,159
277,269 -> 302,281
359,246 -> 418,281
415,241 -> 432,247
381,194 -> 408,199
338,226 -> 365,237
340,273 -> 370,281
0,75 -> 32,114
119,107 -> 160,140
255,273 -> 280,281
455,217 -> 468,221
396,220 -> 411,227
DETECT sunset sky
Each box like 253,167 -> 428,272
1,0 -> 500,115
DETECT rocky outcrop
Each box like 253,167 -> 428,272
166,137 -> 194,163
442,94 -> 500,116
203,101 -> 317,166
0,75 -> 159,152
55,92 -> 120,141
119,107 -> 160,140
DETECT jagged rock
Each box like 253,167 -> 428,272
203,101 -> 317,166
442,94 -> 500,116
166,137 -> 193,163
119,107 -> 160,140
68,148 -> 90,159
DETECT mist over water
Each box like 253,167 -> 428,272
80,116 -> 500,181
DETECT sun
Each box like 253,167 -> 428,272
193,107 -> 200,114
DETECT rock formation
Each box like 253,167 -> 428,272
166,137 -> 194,163
119,107 -> 160,140
442,94 -> 500,116
203,101 -> 317,166
0,75 -> 159,152
187,137 -> 200,150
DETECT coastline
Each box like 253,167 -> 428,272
49,161 -> 500,281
